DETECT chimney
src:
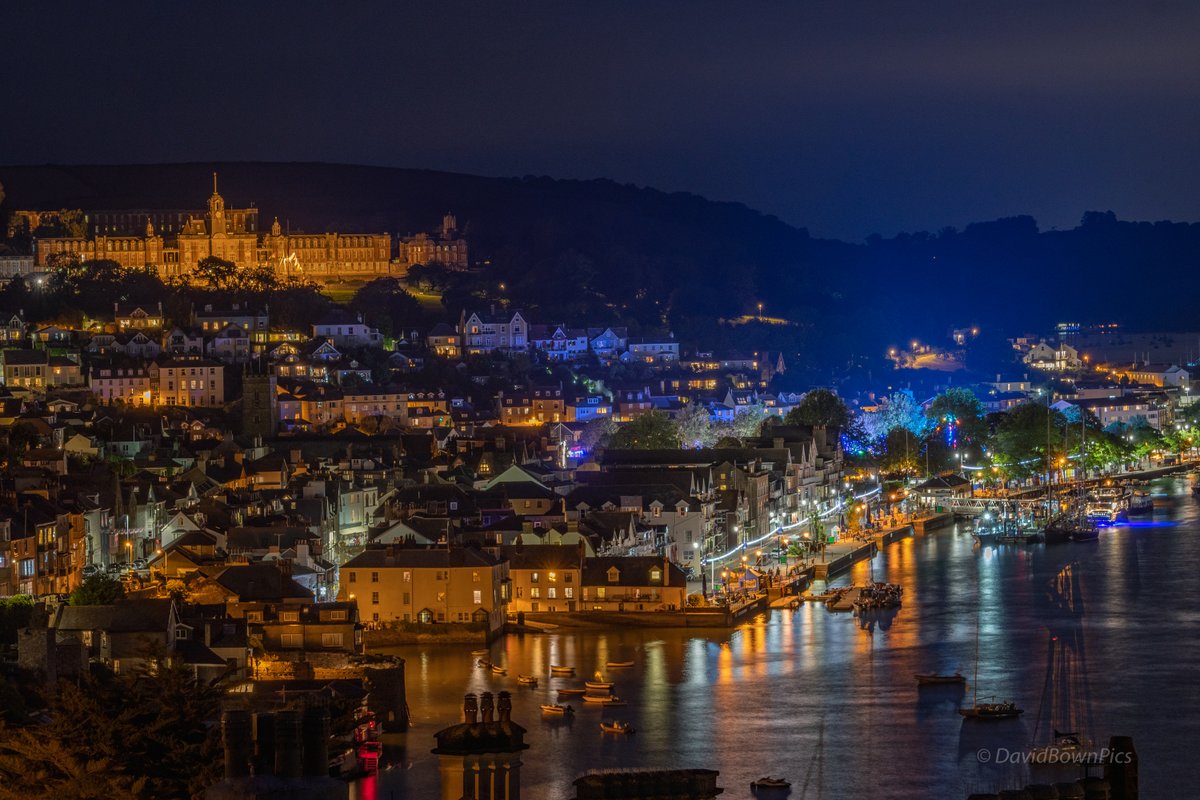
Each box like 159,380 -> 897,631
464,693 -> 479,723
480,692 -> 495,723
497,691 -> 512,724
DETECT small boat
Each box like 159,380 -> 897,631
606,660 -> 634,668
585,680 -> 614,691
540,703 -> 574,716
582,694 -> 625,705
490,664 -> 507,676
517,675 -> 538,687
915,672 -> 966,686
599,720 -> 635,734
1071,525 -> 1100,542
471,649 -> 489,656
557,688 -> 586,697
1028,730 -> 1092,765
477,659 -> 491,668
550,665 -> 575,675
751,776 -> 792,792
958,701 -> 1024,720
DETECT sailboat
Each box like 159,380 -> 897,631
959,597 -> 1024,720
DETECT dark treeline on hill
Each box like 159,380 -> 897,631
3,163 -> 1200,368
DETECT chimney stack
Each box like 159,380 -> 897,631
464,692 -> 479,723
497,691 -> 512,724
480,692 -> 495,723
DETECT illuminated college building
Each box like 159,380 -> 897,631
28,176 -> 466,282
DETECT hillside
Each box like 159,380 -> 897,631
3,163 -> 1200,369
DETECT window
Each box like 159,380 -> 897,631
530,588 -> 540,599
548,572 -> 557,582
322,633 -> 344,648
403,571 -> 411,582
280,633 -> 302,648
530,572 -> 539,584
371,571 -> 379,583
596,587 -> 606,599
372,613 -> 379,622
473,590 -> 482,604
650,568 -> 662,583
402,592 -> 410,604
371,592 -> 379,605
472,571 -> 480,582
331,610 -> 347,621
565,587 -> 574,599
280,611 -> 299,622
548,587 -> 556,599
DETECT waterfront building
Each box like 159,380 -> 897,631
338,545 -> 508,631
580,556 -> 688,611
501,545 -> 584,614
151,356 -> 225,407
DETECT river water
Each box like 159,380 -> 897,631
356,477 -> 1196,800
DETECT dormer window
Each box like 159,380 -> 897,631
607,567 -> 620,583
650,568 -> 662,583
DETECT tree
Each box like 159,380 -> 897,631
926,388 -> 986,443
609,411 -> 680,449
191,256 -> 239,290
859,390 -> 930,444
786,388 -> 850,429
349,277 -> 425,340
674,403 -> 716,448
579,417 -> 617,451
69,574 -> 125,606
985,401 -> 1066,479
0,655 -> 223,800
879,427 -> 923,474
0,595 -> 34,645
730,403 -> 768,441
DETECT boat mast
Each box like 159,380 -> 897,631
972,597 -> 981,707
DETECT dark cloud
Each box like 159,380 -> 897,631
3,1 -> 1198,240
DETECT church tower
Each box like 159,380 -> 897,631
241,365 -> 278,439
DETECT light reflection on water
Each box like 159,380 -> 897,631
359,478 -> 1198,800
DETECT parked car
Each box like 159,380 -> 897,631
82,564 -> 100,578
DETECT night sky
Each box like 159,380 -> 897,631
4,1 -> 1198,241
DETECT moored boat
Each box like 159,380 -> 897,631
517,674 -> 538,686
751,776 -> 792,792
582,693 -> 625,705
557,688 -> 586,696
550,665 -> 575,675
605,660 -> 634,668
915,672 -> 966,686
491,664 -> 507,675
540,703 -> 574,715
958,701 -> 1024,720
599,720 -> 634,734
471,648 -> 489,656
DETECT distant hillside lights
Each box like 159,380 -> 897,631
25,175 -> 468,283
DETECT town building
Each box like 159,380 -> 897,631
339,545 -> 508,631
151,357 -> 225,407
